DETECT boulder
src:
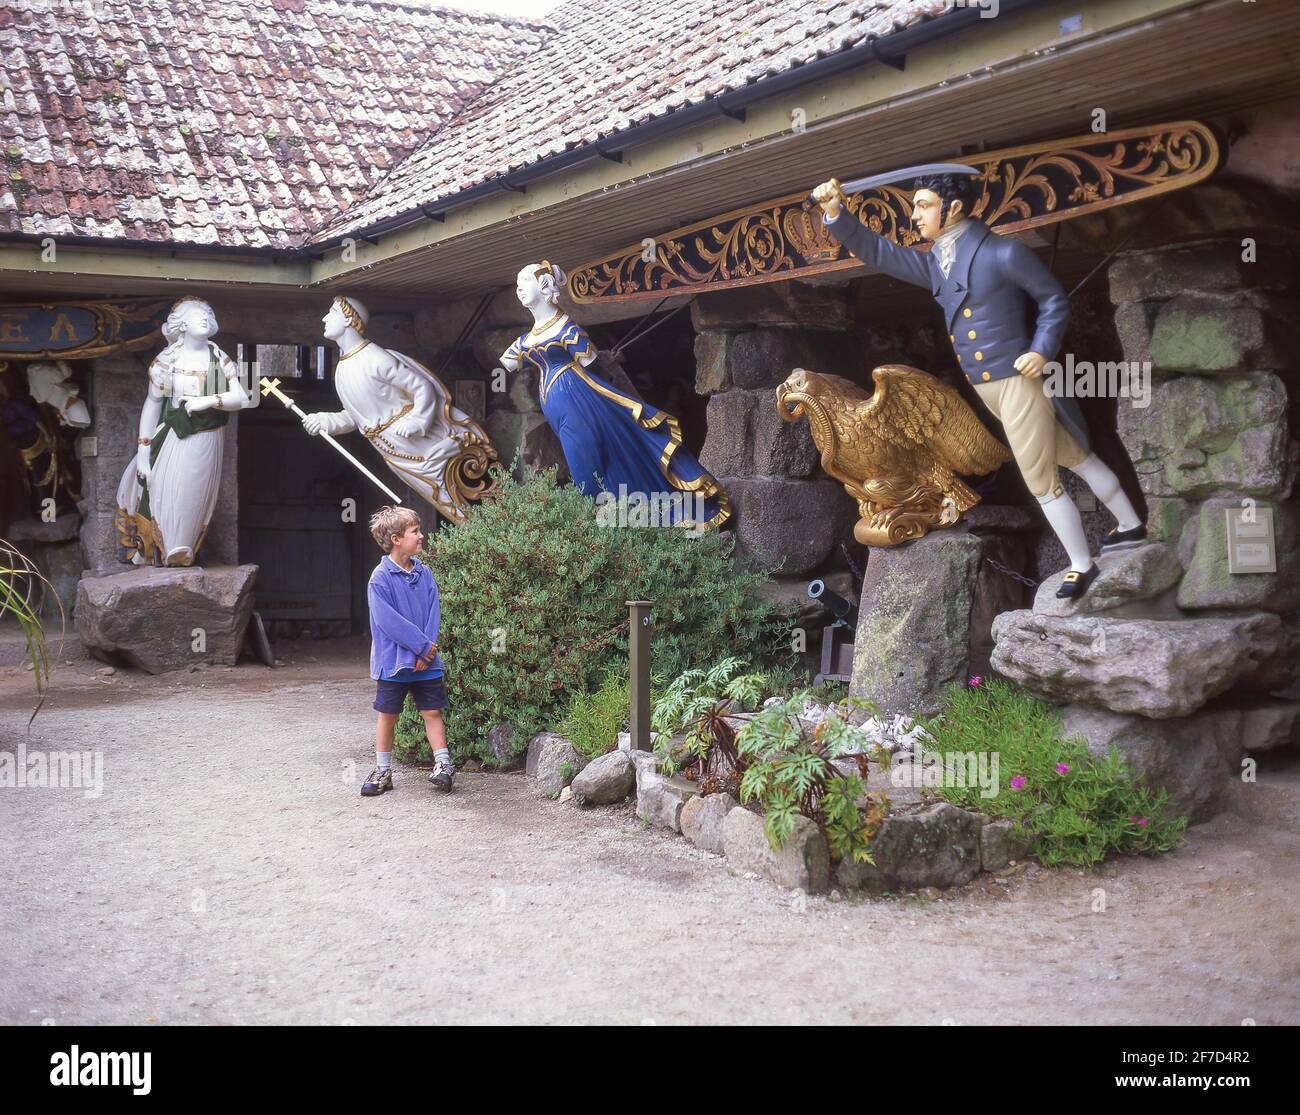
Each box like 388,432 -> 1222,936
723,807 -> 830,894
528,733 -> 588,797
1109,243 -> 1300,303
1148,291 -> 1292,374
835,803 -> 982,892
700,389 -> 818,478
1116,373 -> 1294,500
570,749 -> 635,805
850,530 -> 983,716
680,792 -> 738,855
979,819 -> 1033,874
485,723 -> 520,768
1058,701 -> 1300,822
635,769 -> 701,832
76,564 -> 257,674
728,327 -> 854,390
1112,300 -> 1157,366
1178,498 -> 1300,613
962,504 -> 1038,535
1145,496 -> 1194,545
6,510 -> 80,543
1034,543 -> 1183,617
991,609 -> 1281,718
722,476 -> 853,576
694,331 -> 733,395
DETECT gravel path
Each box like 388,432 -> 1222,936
2,647 -> 1298,1026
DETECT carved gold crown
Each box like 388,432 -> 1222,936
783,206 -> 843,264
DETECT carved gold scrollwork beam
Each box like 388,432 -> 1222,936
568,120 -> 1220,305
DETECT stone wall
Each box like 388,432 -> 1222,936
692,281 -> 861,579
991,231 -> 1300,821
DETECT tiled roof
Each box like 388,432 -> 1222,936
313,0 -> 953,241
1,0 -> 954,251
0,0 -> 549,248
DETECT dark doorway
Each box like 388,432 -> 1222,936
238,369 -> 356,638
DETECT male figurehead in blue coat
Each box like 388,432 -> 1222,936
811,173 -> 1145,598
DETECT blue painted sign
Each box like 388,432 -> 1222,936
0,300 -> 166,360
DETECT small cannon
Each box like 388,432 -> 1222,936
806,578 -> 857,685
807,578 -> 858,633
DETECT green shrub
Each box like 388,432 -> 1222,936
395,467 -> 790,766
919,678 -> 1187,866
559,668 -> 630,759
394,696 -> 430,764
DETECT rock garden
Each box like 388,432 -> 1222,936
392,468 -> 1195,900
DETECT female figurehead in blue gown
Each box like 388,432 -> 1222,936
497,261 -> 729,528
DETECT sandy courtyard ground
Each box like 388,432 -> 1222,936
2,638 -> 1298,1026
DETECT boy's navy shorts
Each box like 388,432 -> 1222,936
374,675 -> 448,714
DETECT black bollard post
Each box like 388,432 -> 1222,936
627,600 -> 653,751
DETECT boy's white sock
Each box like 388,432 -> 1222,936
377,751 -> 392,772
433,747 -> 451,768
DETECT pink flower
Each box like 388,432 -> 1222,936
968,675 -> 983,687
1010,775 -> 1026,791
1130,816 -> 1149,827
1055,762 -> 1070,774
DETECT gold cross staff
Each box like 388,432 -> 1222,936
259,377 -> 404,504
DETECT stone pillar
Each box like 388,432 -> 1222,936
847,506 -> 1036,717
990,236 -> 1300,821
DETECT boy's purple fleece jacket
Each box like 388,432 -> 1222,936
367,555 -> 445,681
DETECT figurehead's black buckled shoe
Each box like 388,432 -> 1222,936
1100,523 -> 1147,553
1056,564 -> 1100,599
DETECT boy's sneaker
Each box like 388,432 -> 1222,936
361,767 -> 393,796
429,760 -> 454,793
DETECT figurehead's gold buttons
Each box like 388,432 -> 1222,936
974,351 -> 984,361
956,353 -> 962,362
949,334 -> 955,343
981,371 -> 991,381
967,330 -> 977,340
963,308 -> 973,318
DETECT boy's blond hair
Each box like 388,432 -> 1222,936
369,505 -> 421,552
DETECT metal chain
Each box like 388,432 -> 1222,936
984,555 -> 1039,588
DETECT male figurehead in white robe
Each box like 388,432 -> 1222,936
302,296 -> 495,520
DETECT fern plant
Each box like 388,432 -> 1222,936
736,691 -> 885,865
650,656 -> 770,793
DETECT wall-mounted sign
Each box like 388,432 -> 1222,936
569,120 -> 1221,304
1226,506 -> 1277,574
0,300 -> 167,361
